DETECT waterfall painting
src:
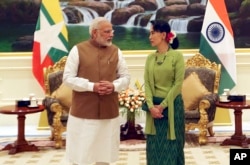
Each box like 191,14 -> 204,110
0,0 -> 249,53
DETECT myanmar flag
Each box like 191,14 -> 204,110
199,0 -> 236,94
32,0 -> 68,90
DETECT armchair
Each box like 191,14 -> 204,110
182,53 -> 221,145
42,56 -> 70,149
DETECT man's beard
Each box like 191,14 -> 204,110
96,35 -> 112,47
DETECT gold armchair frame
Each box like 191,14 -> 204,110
43,56 -> 67,148
184,53 -> 221,144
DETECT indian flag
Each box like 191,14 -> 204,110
32,0 -> 68,89
199,0 -> 236,94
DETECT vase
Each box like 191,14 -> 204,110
126,110 -> 135,128
120,109 -> 145,141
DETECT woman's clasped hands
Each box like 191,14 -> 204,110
149,105 -> 164,118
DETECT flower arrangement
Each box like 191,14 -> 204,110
118,88 -> 145,121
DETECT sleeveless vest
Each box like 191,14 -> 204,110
70,40 -> 119,119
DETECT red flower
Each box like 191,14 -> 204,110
165,31 -> 176,44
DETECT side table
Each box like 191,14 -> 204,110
216,100 -> 250,148
0,105 -> 44,154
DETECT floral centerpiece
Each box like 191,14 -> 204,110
118,88 -> 145,122
118,81 -> 146,140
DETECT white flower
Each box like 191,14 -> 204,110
118,88 -> 145,114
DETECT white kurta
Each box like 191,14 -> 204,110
65,115 -> 120,165
63,44 -> 130,165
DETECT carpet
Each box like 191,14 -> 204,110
0,132 -> 248,165
185,132 -> 229,146
0,137 -> 147,151
0,133 -> 228,151
0,132 -> 239,151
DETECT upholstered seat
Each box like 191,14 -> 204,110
42,56 -> 69,149
182,53 -> 221,145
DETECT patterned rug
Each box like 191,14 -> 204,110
0,132 -> 228,151
0,132 -> 248,165
0,131 -> 233,147
0,137 -> 147,151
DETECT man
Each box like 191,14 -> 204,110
63,17 -> 130,165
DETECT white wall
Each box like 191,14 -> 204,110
0,49 -> 250,127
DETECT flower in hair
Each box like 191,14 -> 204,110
166,31 -> 176,44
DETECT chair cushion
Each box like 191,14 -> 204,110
51,83 -> 72,108
48,70 -> 64,94
185,109 -> 200,119
182,72 -> 210,111
185,67 -> 215,92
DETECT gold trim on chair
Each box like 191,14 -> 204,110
185,53 -> 221,94
184,53 -> 221,145
43,56 -> 68,148
44,56 -> 67,96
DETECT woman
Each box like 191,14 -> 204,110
143,19 -> 185,165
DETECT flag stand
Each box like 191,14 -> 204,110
37,110 -> 50,130
214,107 -> 232,125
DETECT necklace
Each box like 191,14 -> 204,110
155,56 -> 166,65
155,46 -> 169,65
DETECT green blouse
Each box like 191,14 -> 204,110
144,48 -> 185,140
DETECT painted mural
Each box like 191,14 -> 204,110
0,0 -> 249,52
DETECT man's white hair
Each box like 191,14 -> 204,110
89,17 -> 109,35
